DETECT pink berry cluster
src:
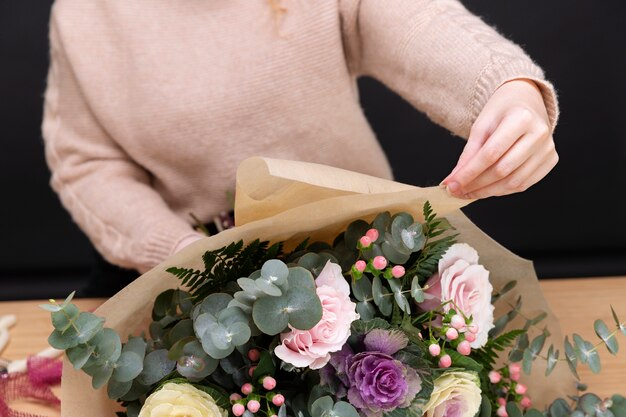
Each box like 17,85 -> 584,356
489,362 -> 531,417
427,313 -> 478,368
352,229 -> 405,280
230,349 -> 285,417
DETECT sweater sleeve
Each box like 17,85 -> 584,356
42,10 -> 197,273
339,0 -> 559,138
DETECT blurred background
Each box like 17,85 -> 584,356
1,0 -> 625,300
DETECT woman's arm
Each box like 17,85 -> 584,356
42,9 -> 198,272
339,0 -> 558,198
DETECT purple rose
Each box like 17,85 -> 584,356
342,330 -> 422,417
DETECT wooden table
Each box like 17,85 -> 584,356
1,277 -> 625,416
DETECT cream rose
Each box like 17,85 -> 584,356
138,382 -> 227,417
422,371 -> 482,417
422,243 -> 494,348
274,261 -> 359,369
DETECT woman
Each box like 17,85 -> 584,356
42,0 -> 558,295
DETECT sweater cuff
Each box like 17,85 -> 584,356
471,57 -> 559,135
137,223 -> 196,273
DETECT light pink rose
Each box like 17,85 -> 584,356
274,261 -> 359,369
421,243 -> 494,348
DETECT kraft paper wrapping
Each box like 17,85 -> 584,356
61,157 -> 575,416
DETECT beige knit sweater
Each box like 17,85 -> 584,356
42,0 -> 558,272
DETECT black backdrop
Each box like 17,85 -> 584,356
1,1 -> 625,300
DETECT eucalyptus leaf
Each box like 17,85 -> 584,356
610,395 -> 626,417
112,351 -> 144,382
594,319 -> 619,354
506,402 -> 524,417
352,276 -> 373,302
107,378 -> 132,400
51,304 -> 79,332
579,393 -> 602,415
74,312 -> 105,344
66,344 -> 96,369
564,336 -> 579,378
546,344 -> 559,376
411,276 -> 425,303
90,328 -> 122,365
549,399 -> 572,417
167,319 -> 194,346
197,293 -> 234,317
137,349 -> 176,385
92,364 -> 114,389
356,301 -> 376,321
522,348 -> 533,374
529,334 -> 546,355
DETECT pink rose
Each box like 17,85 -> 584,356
421,243 -> 494,348
274,261 -> 359,369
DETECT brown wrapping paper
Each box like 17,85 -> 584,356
61,157 -> 575,416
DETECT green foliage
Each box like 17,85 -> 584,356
167,239 -> 284,301
473,329 -> 526,368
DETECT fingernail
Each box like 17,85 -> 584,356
447,181 -> 460,194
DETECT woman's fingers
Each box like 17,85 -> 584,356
444,108 -> 532,195
462,139 -> 559,199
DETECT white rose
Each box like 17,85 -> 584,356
138,382 -> 227,417
423,371 -> 482,417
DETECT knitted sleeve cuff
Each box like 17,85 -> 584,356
471,57 -> 560,136
135,223 -> 198,273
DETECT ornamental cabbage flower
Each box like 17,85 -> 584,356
422,371 -> 481,417
275,261 -> 359,369
138,382 -> 227,417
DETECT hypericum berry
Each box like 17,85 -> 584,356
272,394 -> 285,407
509,362 -> 522,374
230,393 -> 242,403
446,328 -> 459,340
262,376 -> 277,390
497,398 -> 507,407
439,354 -> 452,368
354,260 -> 366,273
510,371 -> 520,382
428,343 -> 441,357
391,265 -> 405,278
457,340 -> 471,356
232,404 -> 245,416
247,400 -> 261,413
497,406 -> 508,417
247,348 -> 261,362
520,396 -> 532,409
366,228 -> 379,242
241,383 -> 253,395
468,324 -> 479,334
359,236 -> 372,248
515,383 -> 527,395
248,366 -> 257,377
450,314 -> 465,330
373,256 -> 387,270
488,371 -> 502,384
464,331 -> 477,343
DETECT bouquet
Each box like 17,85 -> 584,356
43,158 -> 626,417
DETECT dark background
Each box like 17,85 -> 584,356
1,1 -> 625,300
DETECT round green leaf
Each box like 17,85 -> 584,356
261,259 -> 289,285
210,324 -> 232,350
51,304 -> 80,332
194,313 -> 218,338
73,312 -> 105,344
227,322 -> 251,346
381,241 -> 410,264
66,344 -> 96,369
595,319 -> 619,354
107,378 -> 132,400
112,351 -> 144,382
356,301 -> 376,321
372,276 -> 392,316
522,348 -> 534,374
197,293 -> 233,317
549,399 -> 572,417
48,328 -> 80,350
351,276 -> 372,302
255,277 -> 282,296
311,396 -> 334,417
546,344 -> 559,376
92,363 -> 114,389
137,349 -> 176,385
287,267 -> 316,291
90,328 -> 122,364
506,402 -> 523,417
252,296 -> 289,335
200,331 -> 234,359
345,220 -> 370,250
331,402 -> 360,417
579,393 -> 602,415
167,319 -> 194,346
285,287 -> 323,330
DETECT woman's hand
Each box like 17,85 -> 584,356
442,79 -> 558,199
